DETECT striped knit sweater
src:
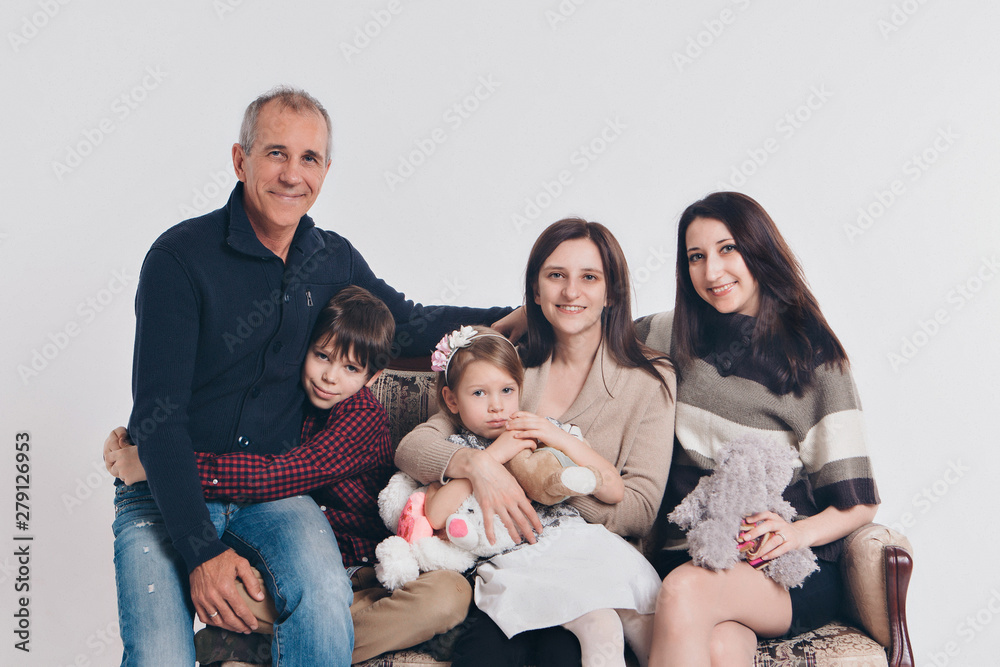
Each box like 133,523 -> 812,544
635,310 -> 880,562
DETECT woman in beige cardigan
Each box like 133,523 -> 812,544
395,218 -> 676,667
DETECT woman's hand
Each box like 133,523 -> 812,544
448,447 -> 543,546
486,430 -> 537,465
739,503 -> 879,564
738,511 -> 801,564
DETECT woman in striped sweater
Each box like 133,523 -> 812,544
640,192 -> 880,666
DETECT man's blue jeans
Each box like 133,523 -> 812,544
112,482 -> 353,666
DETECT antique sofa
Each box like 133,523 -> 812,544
199,363 -> 914,667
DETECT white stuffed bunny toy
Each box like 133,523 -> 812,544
374,471 -> 517,590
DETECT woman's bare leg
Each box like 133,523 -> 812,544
648,561 -> 792,667
709,621 -> 758,667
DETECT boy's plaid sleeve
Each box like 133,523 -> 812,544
195,392 -> 388,503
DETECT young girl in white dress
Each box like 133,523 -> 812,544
420,325 -> 660,667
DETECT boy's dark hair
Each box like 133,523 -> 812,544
309,286 -> 395,378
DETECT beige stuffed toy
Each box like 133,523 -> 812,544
505,421 -> 602,505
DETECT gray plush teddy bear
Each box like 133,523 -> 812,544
668,434 -> 818,589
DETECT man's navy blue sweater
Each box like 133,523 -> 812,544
127,183 -> 511,571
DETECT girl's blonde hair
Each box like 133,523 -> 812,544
436,325 -> 524,430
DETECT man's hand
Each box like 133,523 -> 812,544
456,448 -> 543,546
492,306 -> 527,343
190,549 -> 265,634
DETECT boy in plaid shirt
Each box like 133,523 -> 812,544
108,286 -> 471,663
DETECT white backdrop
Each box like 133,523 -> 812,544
2,2 -> 998,666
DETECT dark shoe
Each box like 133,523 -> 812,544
194,627 -> 271,665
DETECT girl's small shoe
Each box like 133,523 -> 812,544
559,465 -> 601,495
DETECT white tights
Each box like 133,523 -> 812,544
562,608 -> 653,667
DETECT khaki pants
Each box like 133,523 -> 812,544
239,566 -> 472,664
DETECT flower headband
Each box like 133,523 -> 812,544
431,325 -> 514,382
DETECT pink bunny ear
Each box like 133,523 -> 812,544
397,491 -> 434,543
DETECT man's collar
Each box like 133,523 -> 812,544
224,181 -> 319,259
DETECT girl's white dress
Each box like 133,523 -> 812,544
449,430 -> 661,638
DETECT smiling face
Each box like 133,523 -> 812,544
685,216 -> 760,317
233,100 -> 331,238
301,338 -> 372,410
533,238 -> 608,343
441,360 -> 521,440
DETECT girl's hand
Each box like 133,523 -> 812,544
738,511 -> 802,564
486,430 -> 537,465
506,412 -> 567,449
107,443 -> 149,486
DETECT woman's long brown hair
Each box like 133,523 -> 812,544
673,192 -> 847,395
522,218 -> 672,392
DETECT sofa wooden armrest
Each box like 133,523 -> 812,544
753,522 -> 914,667
841,523 -> 915,667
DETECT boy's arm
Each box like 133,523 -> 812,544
197,394 -> 390,503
